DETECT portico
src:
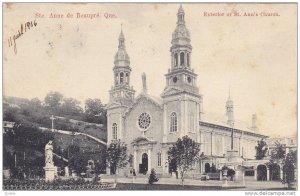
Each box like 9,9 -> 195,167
132,136 -> 157,175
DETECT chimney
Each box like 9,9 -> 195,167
251,114 -> 258,132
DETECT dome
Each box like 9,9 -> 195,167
114,49 -> 130,63
172,25 -> 190,40
226,97 -> 233,106
114,29 -> 130,65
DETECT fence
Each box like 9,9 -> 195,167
3,182 -> 116,190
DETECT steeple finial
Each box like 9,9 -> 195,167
142,72 -> 147,94
178,4 -> 184,13
118,26 -> 125,48
177,4 -> 185,25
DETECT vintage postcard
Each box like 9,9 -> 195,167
2,2 -> 297,193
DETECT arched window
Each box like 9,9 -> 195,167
157,152 -> 162,166
125,73 -> 129,84
112,123 -> 117,140
174,53 -> 178,67
180,52 -> 185,66
120,72 -> 124,84
170,112 -> 177,132
189,113 -> 194,132
187,53 -> 190,67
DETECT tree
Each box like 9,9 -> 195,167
69,152 -> 89,174
148,168 -> 159,184
29,97 -> 42,111
255,139 -> 268,160
60,98 -> 83,116
270,142 -> 286,163
106,140 -> 128,175
44,91 -> 63,112
84,98 -> 106,124
167,135 -> 200,185
283,150 -> 297,187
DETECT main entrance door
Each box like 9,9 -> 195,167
139,153 -> 148,174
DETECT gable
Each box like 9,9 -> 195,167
161,87 -> 183,97
123,94 -> 163,117
106,101 -> 122,109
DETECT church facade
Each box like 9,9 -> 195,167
106,5 -> 269,178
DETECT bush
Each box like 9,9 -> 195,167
148,169 -> 159,185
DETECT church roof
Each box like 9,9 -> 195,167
201,112 -> 267,137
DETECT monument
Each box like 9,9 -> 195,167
43,140 -> 57,182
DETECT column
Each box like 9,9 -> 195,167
267,168 -> 270,181
196,103 -> 200,142
222,136 -> 225,156
183,52 -> 186,67
254,169 -> 257,181
119,113 -> 122,140
241,132 -> 244,157
163,104 -> 167,142
239,137 -> 241,156
280,168 -> 284,180
184,99 -> 188,136
162,149 -> 167,174
211,131 -> 214,156
133,146 -> 138,172
171,52 -> 174,68
148,145 -> 152,174
180,99 -> 185,138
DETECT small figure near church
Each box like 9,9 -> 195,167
45,140 -> 54,167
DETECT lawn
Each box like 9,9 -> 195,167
115,183 -> 222,190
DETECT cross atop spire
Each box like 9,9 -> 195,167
118,28 -> 125,48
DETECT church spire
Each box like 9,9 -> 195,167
171,5 -> 192,70
114,28 -> 130,67
162,4 -> 200,99
109,27 -> 135,105
226,90 -> 234,127
118,26 -> 125,49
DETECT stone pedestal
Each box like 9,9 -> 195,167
44,166 -> 57,182
64,166 -> 69,177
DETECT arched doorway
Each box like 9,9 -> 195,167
270,164 -> 280,181
257,165 -> 267,181
205,163 -> 210,173
139,153 -> 148,174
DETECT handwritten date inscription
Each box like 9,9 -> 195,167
8,20 -> 37,55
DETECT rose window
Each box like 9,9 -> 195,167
138,113 -> 151,130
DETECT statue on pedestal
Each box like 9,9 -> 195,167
45,140 -> 54,167
44,140 -> 56,182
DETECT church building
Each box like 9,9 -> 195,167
106,5 -> 269,179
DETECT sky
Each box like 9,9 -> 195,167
3,3 -> 297,137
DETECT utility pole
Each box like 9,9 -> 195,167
50,115 -> 57,132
